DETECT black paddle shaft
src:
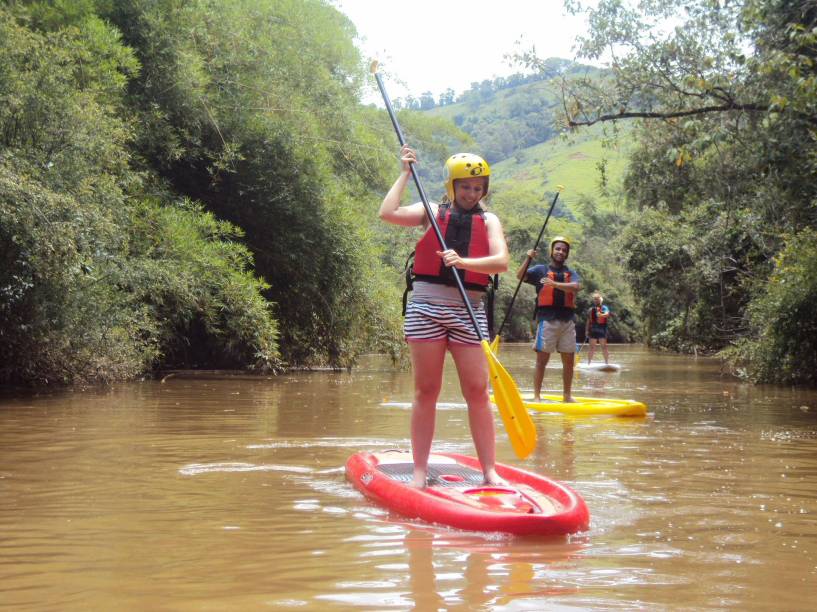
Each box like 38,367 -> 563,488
494,190 -> 561,339
373,70 -> 485,341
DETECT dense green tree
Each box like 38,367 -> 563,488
439,88 -> 456,106
98,0 -> 405,367
724,228 -> 817,385
0,5 -> 280,383
419,91 -> 436,110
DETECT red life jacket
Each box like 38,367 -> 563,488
592,305 -> 610,325
412,202 -> 490,291
536,267 -> 576,309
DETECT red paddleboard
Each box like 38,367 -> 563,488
346,450 -> 589,536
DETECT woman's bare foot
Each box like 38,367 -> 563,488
483,468 -> 507,486
563,396 -> 577,403
409,467 -> 427,489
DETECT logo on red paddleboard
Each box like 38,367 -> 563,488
360,472 -> 374,486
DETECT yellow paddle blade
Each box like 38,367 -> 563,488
481,340 -> 537,459
489,335 -> 500,355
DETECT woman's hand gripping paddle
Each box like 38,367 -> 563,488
371,61 -> 536,459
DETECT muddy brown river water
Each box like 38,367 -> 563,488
1,344 -> 816,610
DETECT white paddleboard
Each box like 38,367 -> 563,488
578,362 -> 622,372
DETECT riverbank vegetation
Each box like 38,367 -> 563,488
0,0 -> 410,384
515,0 -> 817,384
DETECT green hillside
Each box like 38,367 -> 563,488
492,125 -> 631,211
422,63 -> 629,213
417,68 -> 638,343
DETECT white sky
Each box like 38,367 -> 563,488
333,0 -> 595,102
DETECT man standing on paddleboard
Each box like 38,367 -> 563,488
517,237 -> 582,402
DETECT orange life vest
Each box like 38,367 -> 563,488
536,268 -> 575,309
592,305 -> 610,325
412,202 -> 490,291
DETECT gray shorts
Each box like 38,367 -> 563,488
534,319 -> 576,353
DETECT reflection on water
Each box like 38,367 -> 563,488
329,526 -> 587,610
1,344 -> 816,610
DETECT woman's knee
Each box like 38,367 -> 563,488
460,378 -> 490,402
414,378 -> 442,402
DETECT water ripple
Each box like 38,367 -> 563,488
179,462 -> 314,476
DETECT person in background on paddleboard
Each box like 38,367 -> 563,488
379,145 -> 510,489
516,237 -> 582,402
585,291 -> 612,365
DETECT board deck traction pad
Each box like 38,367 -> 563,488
376,462 -> 486,487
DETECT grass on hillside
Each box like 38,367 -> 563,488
491,124 -> 632,213
426,79 -> 561,122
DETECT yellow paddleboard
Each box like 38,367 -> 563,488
492,394 -> 648,417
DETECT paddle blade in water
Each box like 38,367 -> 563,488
481,340 -> 536,459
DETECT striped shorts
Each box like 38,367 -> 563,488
404,301 -> 488,346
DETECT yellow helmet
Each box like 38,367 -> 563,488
550,236 -> 571,257
443,153 -> 490,202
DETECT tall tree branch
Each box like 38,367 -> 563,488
567,102 -> 773,127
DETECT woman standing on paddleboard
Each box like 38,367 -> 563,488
585,291 -> 613,365
379,145 -> 510,489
